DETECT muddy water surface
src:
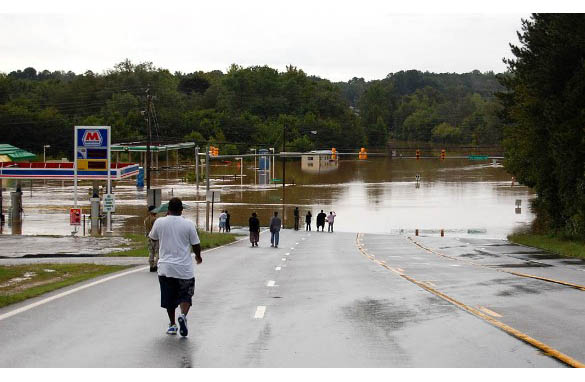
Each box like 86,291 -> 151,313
1,157 -> 534,239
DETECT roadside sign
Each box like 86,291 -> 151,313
74,126 -> 112,233
206,190 -> 221,202
103,194 -> 115,213
70,208 -> 81,226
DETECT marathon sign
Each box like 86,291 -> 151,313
77,127 -> 107,150
82,130 -> 103,147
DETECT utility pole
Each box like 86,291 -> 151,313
205,145 -> 210,231
145,88 -> 152,192
282,124 -> 286,228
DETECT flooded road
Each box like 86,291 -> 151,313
0,157 -> 534,239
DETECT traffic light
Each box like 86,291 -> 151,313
416,149 -> 421,160
331,147 -> 337,160
358,147 -> 367,160
441,149 -> 446,160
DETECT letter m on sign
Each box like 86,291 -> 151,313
82,130 -> 103,147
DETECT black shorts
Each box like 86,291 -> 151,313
158,275 -> 195,309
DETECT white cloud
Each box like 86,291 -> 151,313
0,3 -> 530,81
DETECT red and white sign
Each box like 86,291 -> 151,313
70,208 -> 82,225
82,130 -> 103,147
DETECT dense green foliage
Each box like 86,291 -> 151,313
1,60 -> 505,158
500,14 -> 585,238
337,70 -> 504,145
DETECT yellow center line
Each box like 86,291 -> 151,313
355,233 -> 584,368
479,306 -> 503,318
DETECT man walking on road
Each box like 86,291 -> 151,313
316,210 -> 327,232
327,211 -> 336,232
149,197 -> 202,337
293,207 -> 300,230
249,212 -> 260,247
144,206 -> 159,272
270,211 -> 282,248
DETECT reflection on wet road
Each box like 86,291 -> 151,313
0,230 -> 565,367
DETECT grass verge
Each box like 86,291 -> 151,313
0,263 -> 131,308
107,231 -> 240,257
508,233 -> 585,260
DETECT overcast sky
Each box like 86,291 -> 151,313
0,1 -> 537,81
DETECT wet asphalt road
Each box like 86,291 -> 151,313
0,231 -> 569,367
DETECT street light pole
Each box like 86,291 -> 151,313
43,145 -> 50,162
282,125 -> 286,228
250,148 -> 257,185
269,147 -> 275,184
145,89 -> 152,192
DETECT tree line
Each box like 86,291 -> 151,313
499,13 -> 585,239
1,61 -> 505,158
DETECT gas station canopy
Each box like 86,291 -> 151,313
111,142 -> 196,152
0,144 -> 36,162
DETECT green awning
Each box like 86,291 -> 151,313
0,144 -> 37,161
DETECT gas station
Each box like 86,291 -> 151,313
0,126 -> 140,236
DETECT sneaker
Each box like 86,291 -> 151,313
275,245 -> 278,248
166,324 -> 178,335
178,314 -> 188,337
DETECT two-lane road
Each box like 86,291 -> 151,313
0,230 -> 567,367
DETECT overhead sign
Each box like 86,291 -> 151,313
103,194 -> 116,213
206,190 -> 221,202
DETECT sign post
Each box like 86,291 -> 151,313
206,190 -> 221,233
69,208 -> 81,226
74,126 -> 111,234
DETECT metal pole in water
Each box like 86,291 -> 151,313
195,146 -> 199,193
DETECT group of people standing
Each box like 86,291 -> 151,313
248,207 -> 337,247
296,208 -> 336,232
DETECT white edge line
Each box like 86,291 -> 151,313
0,265 -> 148,321
1,229 -> 270,321
254,305 -> 266,319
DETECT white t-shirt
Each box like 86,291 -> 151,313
219,212 -> 227,223
148,215 -> 200,279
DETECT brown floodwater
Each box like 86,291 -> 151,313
0,156 -> 534,239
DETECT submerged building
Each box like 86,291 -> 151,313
301,150 -> 339,174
